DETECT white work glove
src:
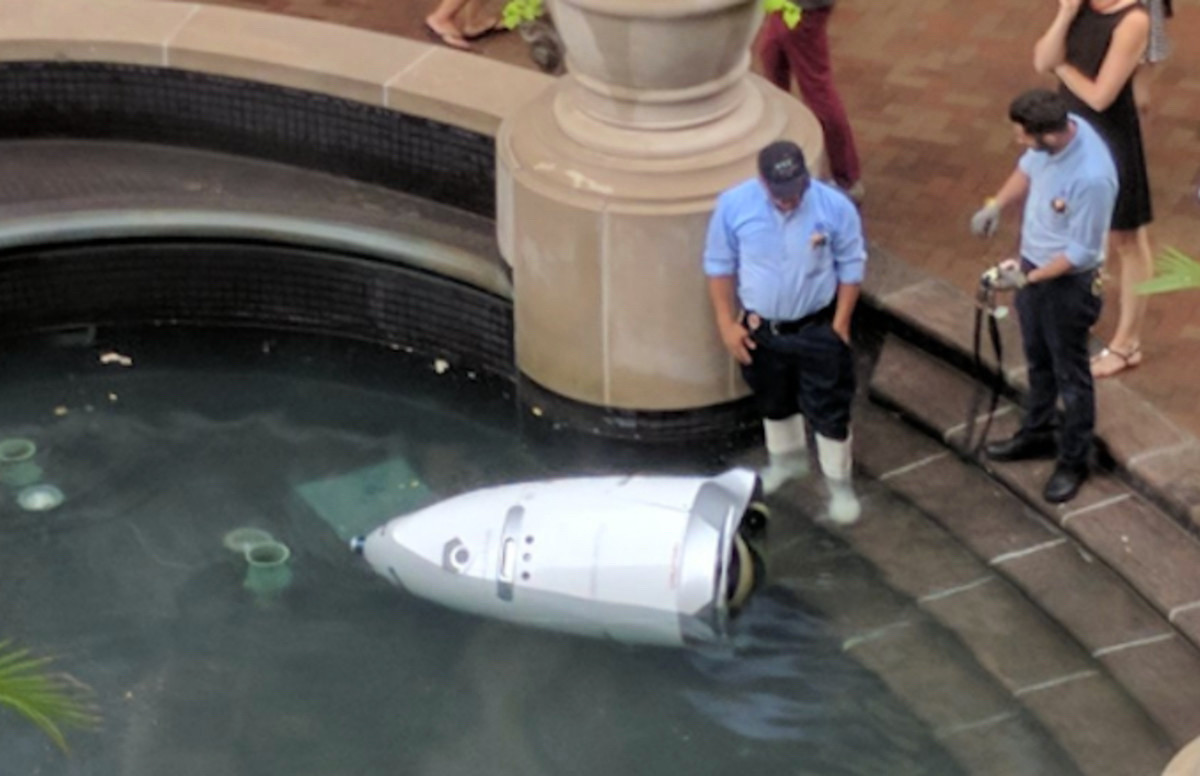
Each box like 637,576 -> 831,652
981,258 -> 1028,290
970,199 -> 1001,238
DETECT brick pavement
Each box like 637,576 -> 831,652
173,0 -> 1200,437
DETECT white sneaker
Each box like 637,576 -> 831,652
760,451 -> 809,494
827,480 -> 862,525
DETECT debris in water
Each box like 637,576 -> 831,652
18,484 -> 65,512
99,351 -> 133,367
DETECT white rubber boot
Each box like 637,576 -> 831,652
760,416 -> 809,494
816,433 -> 861,525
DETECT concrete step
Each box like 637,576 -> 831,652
734,396 -> 1182,773
763,501 -> 1083,776
866,335 -> 1200,751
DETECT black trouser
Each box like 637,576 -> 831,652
740,314 -> 855,442
1015,260 -> 1103,468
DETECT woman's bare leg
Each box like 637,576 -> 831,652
461,0 -> 504,38
1094,227 -> 1153,376
426,0 -> 472,49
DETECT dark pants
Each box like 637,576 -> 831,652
1015,262 -> 1103,468
757,7 -> 861,187
740,322 -> 856,441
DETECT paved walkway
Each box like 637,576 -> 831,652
175,0 -> 1200,439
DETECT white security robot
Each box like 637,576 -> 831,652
350,468 -> 767,647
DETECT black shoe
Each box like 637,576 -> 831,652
1044,464 -> 1088,504
985,432 -> 1057,462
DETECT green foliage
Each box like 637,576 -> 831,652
502,0 -> 544,30
0,640 -> 99,753
501,0 -> 802,30
764,0 -> 803,28
1135,246 -> 1200,296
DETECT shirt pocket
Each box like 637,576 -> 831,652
1048,194 -> 1070,221
804,230 -> 832,277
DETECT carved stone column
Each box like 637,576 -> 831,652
497,0 -> 823,432
1165,737 -> 1200,775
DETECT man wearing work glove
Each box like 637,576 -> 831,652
970,199 -> 1002,239
981,258 -> 1029,290
970,89 -> 1116,504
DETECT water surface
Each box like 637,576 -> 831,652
0,328 -> 963,776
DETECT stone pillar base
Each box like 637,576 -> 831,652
516,373 -> 762,444
1164,736 -> 1200,775
497,74 -> 824,423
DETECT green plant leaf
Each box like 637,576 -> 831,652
501,0 -> 545,28
782,3 -> 803,28
763,0 -> 803,28
1135,246 -> 1200,296
0,640 -> 99,754
501,5 -> 523,29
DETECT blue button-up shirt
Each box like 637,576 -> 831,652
1018,115 -> 1117,271
703,178 -> 866,320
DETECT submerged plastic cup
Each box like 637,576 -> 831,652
0,438 -> 42,488
243,540 -> 293,598
223,527 -> 274,553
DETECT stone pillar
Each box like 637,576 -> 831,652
1164,736 -> 1200,775
497,0 -> 823,428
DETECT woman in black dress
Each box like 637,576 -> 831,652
1034,0 -> 1152,377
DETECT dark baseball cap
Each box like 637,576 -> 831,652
758,141 -> 809,200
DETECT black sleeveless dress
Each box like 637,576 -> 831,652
1060,2 -> 1153,230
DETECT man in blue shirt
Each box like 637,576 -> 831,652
704,141 -> 867,524
970,89 -> 1117,503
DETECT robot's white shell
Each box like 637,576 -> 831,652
353,468 -> 760,647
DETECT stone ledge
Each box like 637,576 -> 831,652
869,333 -> 1200,660
0,140 -> 512,298
864,242 -> 1200,535
867,337 -> 1200,749
1165,735 -> 1200,776
846,403 -> 1189,773
0,0 -> 553,136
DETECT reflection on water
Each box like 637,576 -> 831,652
685,588 -> 957,772
0,329 -> 963,775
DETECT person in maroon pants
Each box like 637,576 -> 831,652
758,0 -> 863,202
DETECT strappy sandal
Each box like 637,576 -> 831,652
1090,344 -> 1142,378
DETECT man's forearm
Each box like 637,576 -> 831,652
832,282 -> 860,339
1027,255 -> 1075,284
707,275 -> 741,328
991,169 -> 1031,212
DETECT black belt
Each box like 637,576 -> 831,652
743,304 -> 834,336
1020,258 -> 1098,278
